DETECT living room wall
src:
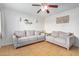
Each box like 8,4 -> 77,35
0,12 -> 1,33
1,8 -> 45,46
45,7 -> 79,47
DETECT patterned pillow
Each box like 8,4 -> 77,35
26,30 -> 35,36
58,31 -> 68,38
14,31 -> 25,38
51,31 -> 59,37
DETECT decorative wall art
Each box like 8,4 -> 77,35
24,19 -> 32,24
56,15 -> 69,24
20,17 -> 32,24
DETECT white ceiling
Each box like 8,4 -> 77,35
1,3 -> 79,18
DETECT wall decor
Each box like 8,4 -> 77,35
56,15 -> 69,24
20,17 -> 32,24
24,19 -> 32,24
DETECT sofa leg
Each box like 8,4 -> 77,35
67,48 -> 69,50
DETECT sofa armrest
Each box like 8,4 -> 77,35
12,34 -> 18,46
13,34 -> 17,39
69,35 -> 75,46
66,35 -> 74,50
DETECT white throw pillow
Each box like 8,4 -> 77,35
51,31 -> 59,37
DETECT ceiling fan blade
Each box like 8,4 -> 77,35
48,5 -> 58,8
37,9 -> 41,13
46,10 -> 50,14
32,4 -> 41,6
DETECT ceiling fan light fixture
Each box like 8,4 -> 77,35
44,6 -> 48,10
41,5 -> 48,11
32,3 -> 58,14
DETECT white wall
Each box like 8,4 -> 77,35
0,12 -> 1,32
1,8 -> 45,46
0,11 -> 1,47
45,7 -> 79,47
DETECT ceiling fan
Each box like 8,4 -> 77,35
32,3 -> 58,14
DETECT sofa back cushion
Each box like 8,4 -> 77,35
26,30 -> 35,36
58,31 -> 68,38
35,31 -> 41,35
51,31 -> 59,37
14,31 -> 25,38
51,31 -> 69,38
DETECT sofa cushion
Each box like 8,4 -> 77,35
18,36 -> 37,43
14,31 -> 25,38
17,37 -> 30,43
54,37 -> 66,44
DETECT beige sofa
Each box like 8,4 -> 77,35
46,31 -> 75,50
12,30 -> 45,48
